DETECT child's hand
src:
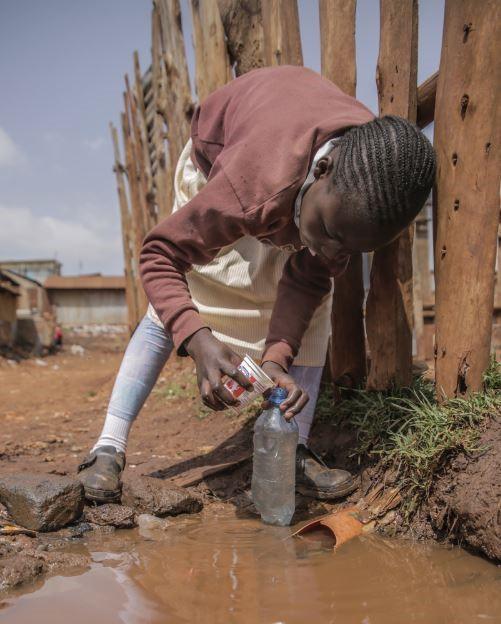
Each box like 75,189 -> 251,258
261,361 -> 309,420
184,328 -> 253,411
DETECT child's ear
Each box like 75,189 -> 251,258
313,156 -> 334,179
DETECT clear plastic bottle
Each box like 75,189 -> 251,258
251,387 -> 299,526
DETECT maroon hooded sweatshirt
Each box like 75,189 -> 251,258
140,65 -> 374,371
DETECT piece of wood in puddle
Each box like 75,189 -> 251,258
169,452 -> 252,488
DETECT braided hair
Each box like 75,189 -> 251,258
331,115 -> 436,226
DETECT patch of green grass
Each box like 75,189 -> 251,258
154,378 -> 197,401
319,357 -> 501,515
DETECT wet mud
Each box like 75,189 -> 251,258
1,506 -> 500,624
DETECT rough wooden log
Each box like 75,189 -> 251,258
110,123 -> 140,332
125,74 -> 152,238
319,0 -> 356,94
261,0 -> 303,66
133,52 -> 157,231
434,0 -> 500,399
217,0 -> 265,76
318,0 -> 367,390
416,71 -> 437,129
121,102 -> 149,316
190,0 -> 232,102
365,0 -> 418,390
151,2 -> 173,220
154,0 -> 193,213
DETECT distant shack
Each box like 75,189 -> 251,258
44,275 -> 127,326
0,271 -> 20,348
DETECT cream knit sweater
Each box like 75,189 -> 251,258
148,140 -> 332,367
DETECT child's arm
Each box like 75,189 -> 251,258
140,169 -> 246,353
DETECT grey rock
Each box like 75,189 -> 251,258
122,476 -> 203,517
0,474 -> 84,532
84,504 -> 136,528
137,513 -> 170,531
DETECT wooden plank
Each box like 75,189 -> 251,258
433,0 -> 500,398
154,0 -> 193,218
190,0 -> 232,102
151,2 -> 173,220
319,0 -> 356,94
169,452 -> 252,488
133,51 -> 157,231
318,0 -> 367,391
125,74 -> 150,240
217,0 -> 266,76
365,0 -> 418,390
110,123 -> 139,332
261,0 -> 303,66
416,71 -> 438,129
121,100 -> 149,316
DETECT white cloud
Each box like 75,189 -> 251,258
0,203 -> 123,275
83,137 -> 105,151
0,128 -> 26,168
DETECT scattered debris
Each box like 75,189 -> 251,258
70,344 -> 85,356
292,486 -> 401,549
35,358 -> 48,367
0,474 -> 84,532
0,522 -> 37,538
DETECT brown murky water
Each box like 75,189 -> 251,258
2,508 -> 500,624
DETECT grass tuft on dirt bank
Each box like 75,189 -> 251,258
319,357 -> 501,514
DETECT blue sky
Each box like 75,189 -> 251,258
0,0 -> 444,275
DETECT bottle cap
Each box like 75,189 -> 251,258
268,386 -> 288,406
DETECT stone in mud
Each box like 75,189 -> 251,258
137,513 -> 170,531
84,504 -> 136,529
0,474 -> 84,532
122,476 -> 203,517
0,553 -> 46,591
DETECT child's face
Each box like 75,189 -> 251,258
299,154 -> 401,266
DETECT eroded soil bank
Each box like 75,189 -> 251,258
0,330 -> 499,599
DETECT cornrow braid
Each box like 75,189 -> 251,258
331,115 -> 436,226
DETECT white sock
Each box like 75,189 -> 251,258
92,414 -> 132,454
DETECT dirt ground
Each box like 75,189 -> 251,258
0,330 -> 499,576
0,330 -> 260,486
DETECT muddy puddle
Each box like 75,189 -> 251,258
1,508 -> 500,624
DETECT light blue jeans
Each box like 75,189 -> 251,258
98,315 -> 323,450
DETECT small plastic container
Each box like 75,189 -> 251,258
223,355 -> 274,409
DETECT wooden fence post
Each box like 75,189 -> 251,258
110,123 -> 140,331
416,71 -> 438,129
319,0 -> 367,391
190,0 -> 232,102
217,0 -> 265,76
153,0 -> 193,218
434,0 -> 500,399
121,96 -> 149,316
365,0 -> 418,390
261,0 -> 303,66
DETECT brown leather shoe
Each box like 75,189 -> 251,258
295,444 -> 357,500
78,446 -> 126,503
